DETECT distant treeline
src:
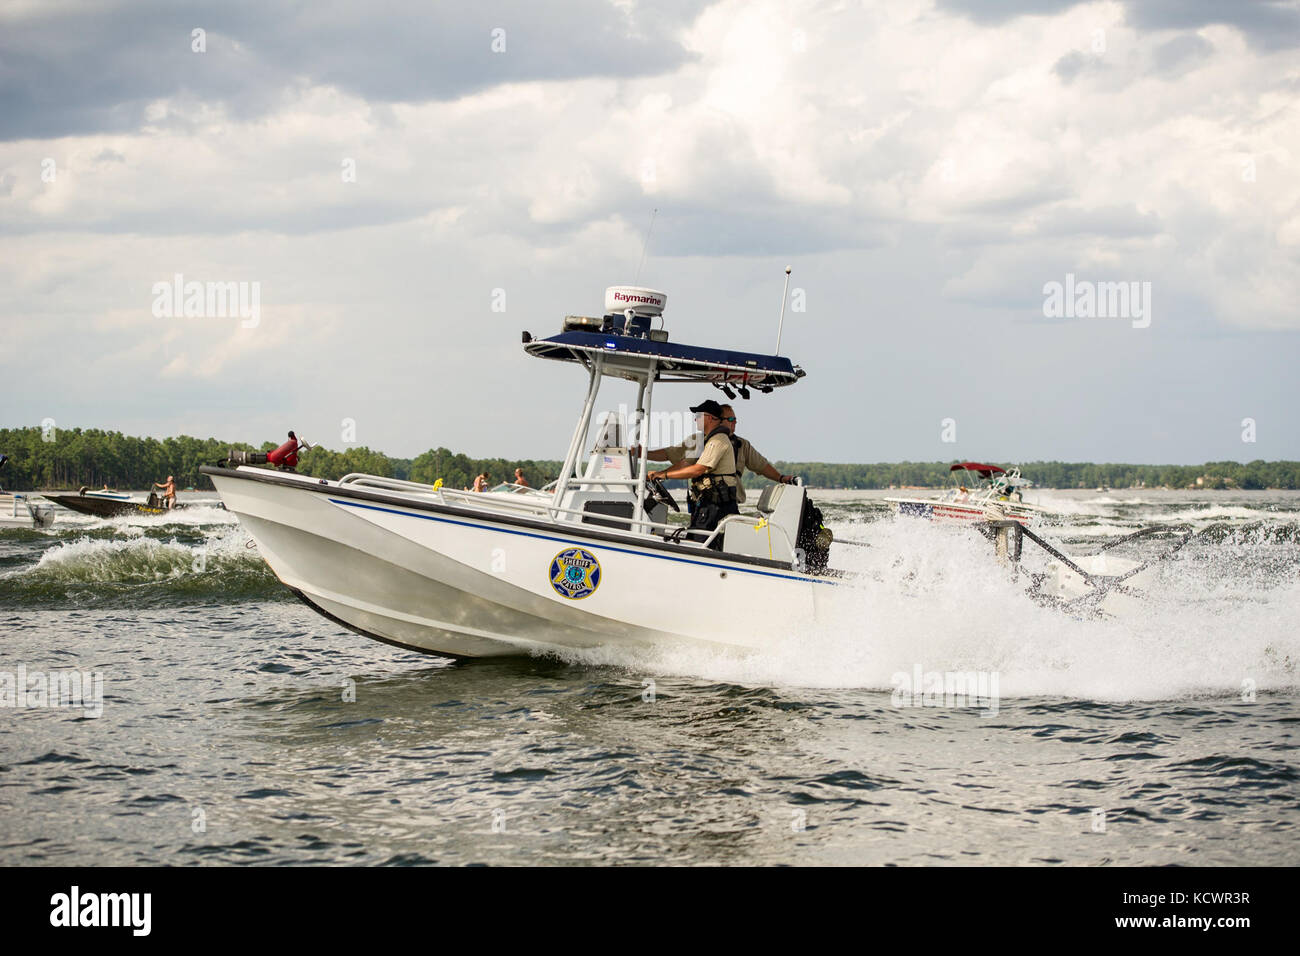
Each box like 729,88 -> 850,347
1,428 -> 256,490
771,460 -> 1300,490
0,427 -> 561,492
2,427 -> 1297,491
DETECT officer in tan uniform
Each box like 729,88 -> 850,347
637,403 -> 793,505
646,400 -> 739,544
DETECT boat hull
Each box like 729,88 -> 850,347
888,497 -> 1041,525
0,494 -> 55,529
46,494 -> 191,519
204,467 -> 837,658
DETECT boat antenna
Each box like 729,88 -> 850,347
774,265 -> 792,354
633,208 -> 657,285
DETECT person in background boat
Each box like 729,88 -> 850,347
514,468 -> 529,488
634,403 -> 793,505
152,475 -> 177,509
472,473 -> 489,492
647,400 -> 739,546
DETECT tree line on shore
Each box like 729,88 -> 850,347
770,459 -> 1300,490
2,426 -> 1297,491
0,427 -> 562,492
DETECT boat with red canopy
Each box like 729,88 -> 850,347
884,462 -> 1049,525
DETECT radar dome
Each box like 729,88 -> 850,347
604,286 -> 666,317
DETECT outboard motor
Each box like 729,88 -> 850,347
225,431 -> 312,472
795,494 -> 833,573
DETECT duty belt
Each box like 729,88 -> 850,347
689,475 -> 736,501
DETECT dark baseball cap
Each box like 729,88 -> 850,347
689,399 -> 725,417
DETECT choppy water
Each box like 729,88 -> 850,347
2,489 -> 1297,865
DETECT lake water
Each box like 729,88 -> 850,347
2,489 -> 1297,865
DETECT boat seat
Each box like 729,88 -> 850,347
581,500 -> 635,530
755,483 -> 785,515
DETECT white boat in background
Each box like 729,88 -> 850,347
204,285 -> 840,658
885,462 -> 1050,526
0,456 -> 55,529
0,492 -> 55,529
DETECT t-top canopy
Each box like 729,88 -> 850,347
523,330 -> 804,388
950,462 -> 1007,479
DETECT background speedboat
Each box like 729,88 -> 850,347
885,463 -> 1049,525
45,489 -> 190,518
0,454 -> 56,528
0,490 -> 56,528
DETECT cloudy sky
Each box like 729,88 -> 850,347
2,0 -> 1297,464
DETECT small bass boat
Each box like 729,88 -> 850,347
46,488 -> 194,519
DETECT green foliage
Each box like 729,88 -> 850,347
409,448 -> 560,490
0,426 -> 559,491
296,446 -> 404,482
0,427 -> 258,491
2,426 -> 1296,490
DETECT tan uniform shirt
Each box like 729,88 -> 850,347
693,432 -> 738,489
663,433 -> 768,502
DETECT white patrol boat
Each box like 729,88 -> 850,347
202,287 -> 1194,656
202,286 -> 840,658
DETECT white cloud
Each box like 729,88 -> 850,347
1,0 -> 1297,460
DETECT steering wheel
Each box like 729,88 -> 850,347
645,476 -> 680,513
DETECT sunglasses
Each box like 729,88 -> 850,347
722,417 -> 737,422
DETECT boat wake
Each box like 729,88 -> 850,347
48,503 -> 236,530
0,528 -> 283,607
545,515 -> 1300,702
